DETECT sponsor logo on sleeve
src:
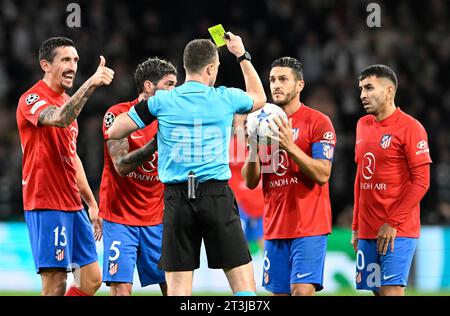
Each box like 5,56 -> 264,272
416,140 -> 429,155
320,131 -> 336,145
417,140 -> 428,149
323,131 -> 334,140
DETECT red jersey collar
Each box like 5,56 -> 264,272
374,107 -> 401,126
287,102 -> 304,118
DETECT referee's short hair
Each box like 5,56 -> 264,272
271,57 -> 304,81
134,57 -> 177,93
183,39 -> 218,74
39,37 -> 74,62
359,64 -> 398,90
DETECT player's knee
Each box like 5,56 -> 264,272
42,285 -> 66,296
80,271 -> 102,294
41,270 -> 67,296
41,282 -> 66,296
81,263 -> 102,293
89,272 -> 103,292
114,289 -> 131,296
111,284 -> 132,296
379,286 -> 404,296
291,284 -> 315,296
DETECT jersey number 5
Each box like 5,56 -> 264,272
109,241 -> 122,261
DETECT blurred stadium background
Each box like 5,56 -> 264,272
0,0 -> 449,295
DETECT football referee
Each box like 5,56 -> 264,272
106,32 -> 266,295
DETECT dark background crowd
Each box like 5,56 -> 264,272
0,0 -> 449,226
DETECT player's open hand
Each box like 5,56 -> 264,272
88,205 -> 103,241
376,223 -> 397,255
269,116 -> 294,151
224,32 -> 246,58
91,55 -> 115,87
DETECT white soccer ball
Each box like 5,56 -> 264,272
246,103 -> 288,145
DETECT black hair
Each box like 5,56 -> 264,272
271,57 -> 304,80
359,64 -> 398,89
134,57 -> 177,93
38,37 -> 74,62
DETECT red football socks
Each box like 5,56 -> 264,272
64,286 -> 91,296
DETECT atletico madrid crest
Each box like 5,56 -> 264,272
380,134 -> 392,149
323,144 -> 334,159
356,272 -> 362,283
292,128 -> 299,141
55,248 -> 65,261
109,262 -> 118,275
263,271 -> 269,285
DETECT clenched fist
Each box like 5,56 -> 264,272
224,32 -> 246,58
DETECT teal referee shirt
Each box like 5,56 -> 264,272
128,81 -> 253,184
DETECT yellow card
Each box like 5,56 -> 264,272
208,24 -> 227,47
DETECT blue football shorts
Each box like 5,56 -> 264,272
25,209 -> 98,273
356,238 -> 417,292
102,220 -> 165,287
262,235 -> 327,294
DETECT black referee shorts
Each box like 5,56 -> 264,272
158,180 -> 252,271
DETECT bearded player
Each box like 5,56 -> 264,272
351,64 -> 431,296
242,57 -> 336,296
99,57 -> 177,296
17,37 -> 114,296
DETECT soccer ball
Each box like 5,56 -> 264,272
246,103 -> 288,145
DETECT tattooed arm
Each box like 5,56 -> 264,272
39,56 -> 114,127
39,78 -> 96,127
108,136 -> 158,176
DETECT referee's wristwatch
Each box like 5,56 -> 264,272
236,51 -> 251,63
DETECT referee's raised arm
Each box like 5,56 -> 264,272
224,32 -> 266,112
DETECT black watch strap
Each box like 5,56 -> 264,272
237,51 -> 251,63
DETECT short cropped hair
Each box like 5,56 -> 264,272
183,39 -> 218,74
39,37 -> 75,62
134,57 -> 177,93
359,64 -> 398,90
271,57 -> 304,80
